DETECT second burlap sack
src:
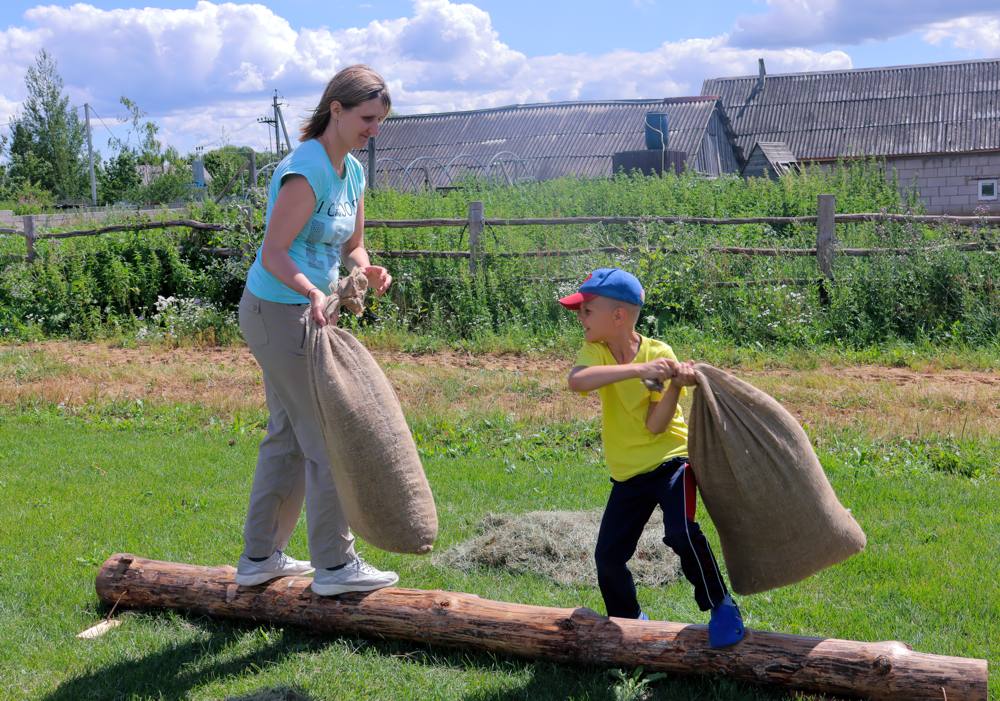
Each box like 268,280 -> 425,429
688,363 -> 866,595
305,270 -> 437,554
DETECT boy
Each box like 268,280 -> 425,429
559,267 -> 745,648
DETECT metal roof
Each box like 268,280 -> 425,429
367,97 -> 726,181
701,58 -> 1000,161
747,141 -> 799,177
756,142 -> 798,165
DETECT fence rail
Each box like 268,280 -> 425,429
366,241 -> 999,261
3,197 -> 997,285
0,205 -> 189,230
364,213 -> 1000,228
39,219 -> 227,240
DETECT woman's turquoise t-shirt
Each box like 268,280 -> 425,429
246,140 -> 365,303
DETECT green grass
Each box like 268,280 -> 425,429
1,402 -> 996,700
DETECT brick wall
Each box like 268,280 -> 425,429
887,151 -> 1000,215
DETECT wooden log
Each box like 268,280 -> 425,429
835,213 -> 1000,226
24,215 -> 36,262
38,219 -> 227,239
365,218 -> 468,228
468,200 -> 484,275
816,194 -> 837,282
96,554 -> 987,701
485,215 -> 816,226
363,214 -> 1000,230
214,159 -> 250,204
370,244 -> 995,261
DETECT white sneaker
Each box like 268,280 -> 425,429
311,555 -> 399,596
235,551 -> 314,586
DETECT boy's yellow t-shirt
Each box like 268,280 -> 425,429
575,336 -> 689,481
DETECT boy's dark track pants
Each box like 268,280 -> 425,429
595,456 -> 728,618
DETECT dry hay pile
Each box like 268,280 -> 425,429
437,510 -> 681,586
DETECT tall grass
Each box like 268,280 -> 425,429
0,163 -> 996,350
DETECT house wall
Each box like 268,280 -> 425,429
742,149 -> 776,179
887,151 -> 1000,215
692,111 -> 741,176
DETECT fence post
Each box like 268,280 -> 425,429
816,194 -> 836,305
468,200 -> 484,275
24,215 -> 36,263
367,137 -> 377,191
248,151 -> 257,189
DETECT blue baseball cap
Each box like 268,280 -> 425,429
558,268 -> 645,309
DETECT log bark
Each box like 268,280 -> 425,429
40,219 -> 226,239
96,554 -> 987,701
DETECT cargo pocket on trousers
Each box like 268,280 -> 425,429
239,296 -> 269,348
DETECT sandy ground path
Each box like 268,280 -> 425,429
2,342 -> 997,439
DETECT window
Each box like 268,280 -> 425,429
979,179 -> 998,201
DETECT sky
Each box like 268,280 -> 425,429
0,0 -> 998,158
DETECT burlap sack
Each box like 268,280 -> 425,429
305,270 -> 437,554
688,363 -> 865,595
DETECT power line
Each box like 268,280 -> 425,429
87,106 -> 127,147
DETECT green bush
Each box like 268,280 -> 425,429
0,161 -> 996,350
139,294 -> 239,346
131,162 -> 195,205
0,229 -> 198,338
9,180 -> 56,215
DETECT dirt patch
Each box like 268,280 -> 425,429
2,341 -> 998,439
0,341 -> 589,422
436,510 -> 680,587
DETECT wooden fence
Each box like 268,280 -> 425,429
2,195 -> 997,287
373,195 -> 997,302
0,217 -> 225,263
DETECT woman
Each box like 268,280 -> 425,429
234,65 -> 397,596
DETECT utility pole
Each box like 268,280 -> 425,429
275,99 -> 292,154
272,90 -> 283,155
257,111 -> 278,156
84,103 -> 97,206
257,90 -> 290,157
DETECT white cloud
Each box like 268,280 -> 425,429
0,0 -> 850,153
923,14 -> 1000,53
730,0 -> 1000,48
20,1 -> 299,108
0,93 -> 19,140
390,38 -> 850,110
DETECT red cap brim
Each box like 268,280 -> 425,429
558,292 -> 595,310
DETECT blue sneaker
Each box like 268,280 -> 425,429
637,611 -> 649,621
708,595 -> 745,648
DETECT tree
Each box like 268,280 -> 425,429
203,145 -> 253,198
92,96 -> 162,205
118,96 -> 162,166
97,148 -> 140,205
6,50 -> 88,202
